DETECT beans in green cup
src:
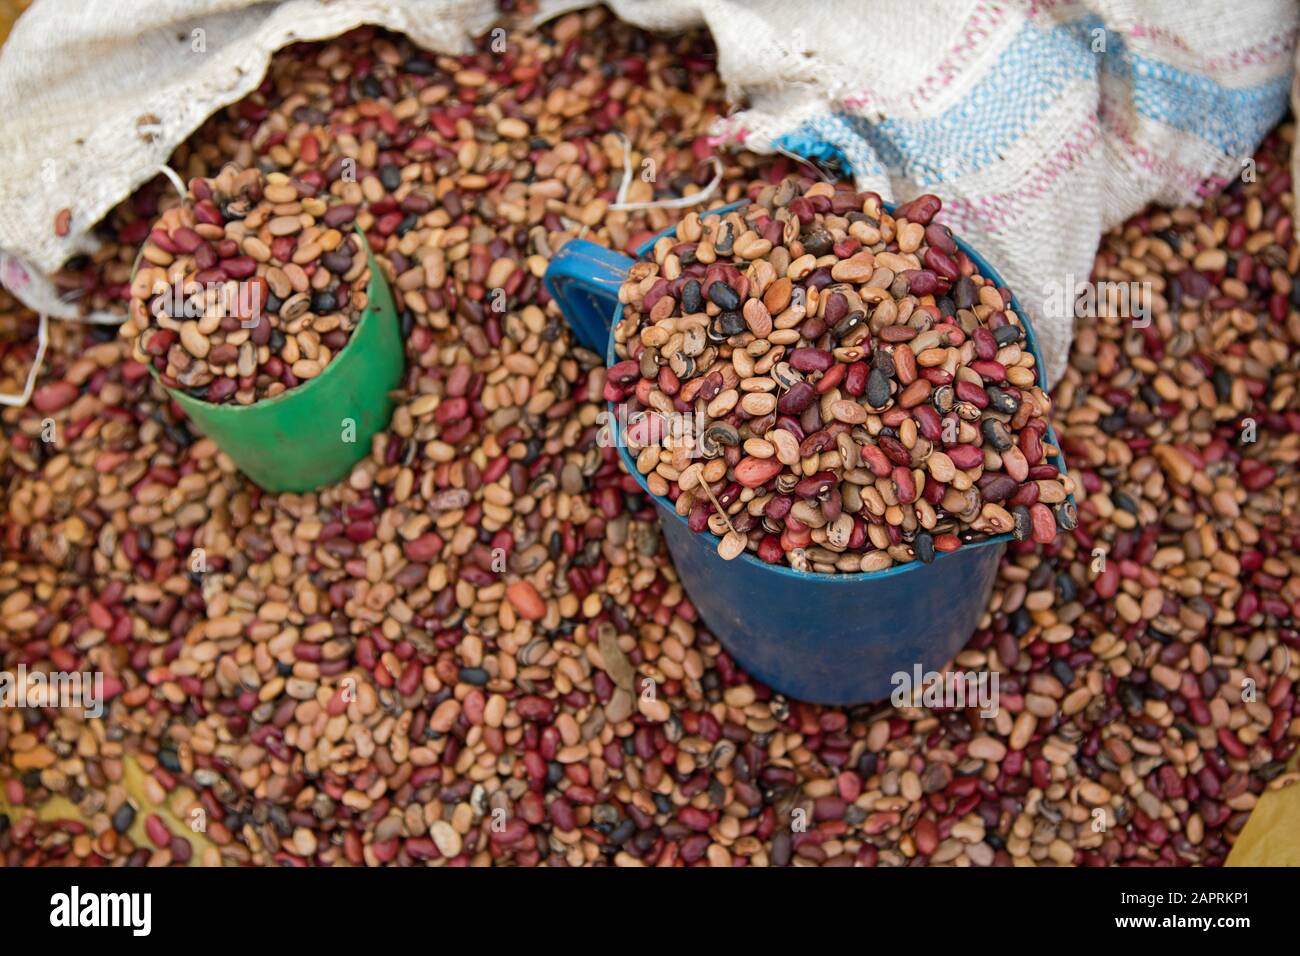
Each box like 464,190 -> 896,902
123,167 -> 370,405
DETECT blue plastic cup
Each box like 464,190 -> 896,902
544,202 -> 1069,704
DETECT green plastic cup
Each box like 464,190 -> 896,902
149,234 -> 405,493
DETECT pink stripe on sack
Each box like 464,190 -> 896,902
1199,175 -> 1233,197
1098,101 -> 1221,194
1023,0 -> 1085,19
1200,31 -> 1297,73
710,122 -> 749,147
1127,24 -> 1297,73
844,1 -> 1012,113
939,117 -> 1103,234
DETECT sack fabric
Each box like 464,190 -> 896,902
1,0 -> 1297,388
569,0 -> 1298,385
0,0 -> 497,322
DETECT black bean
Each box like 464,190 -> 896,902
714,222 -> 734,256
377,164 -> 400,191
718,311 -> 745,336
866,367 -> 891,408
992,324 -> 1022,346
981,418 -> 1013,451
321,249 -> 353,274
112,802 -> 136,834
952,276 -> 976,309
1212,366 -> 1232,403
680,279 -> 703,313
802,228 -> 833,256
913,531 -> 935,563
1011,505 -> 1032,541
986,386 -> 1020,414
1010,607 -> 1032,637
708,281 -> 739,311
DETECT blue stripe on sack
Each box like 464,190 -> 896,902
1113,57 -> 1290,159
771,15 -> 1291,185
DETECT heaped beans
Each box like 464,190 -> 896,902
0,13 -> 1296,873
611,180 -> 1070,571
122,168 -> 369,405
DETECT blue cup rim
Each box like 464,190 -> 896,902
605,197 -> 1069,583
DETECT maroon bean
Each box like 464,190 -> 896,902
758,534 -> 785,563
903,269 -> 940,295
777,380 -> 816,414
1009,481 -> 1039,506
896,193 -> 941,224
924,223 -> 957,254
860,442 -> 892,476
795,471 -> 836,499
790,347 -> 833,372
892,466 -> 916,504
946,444 -> 984,470
607,359 -> 639,384
912,404 -> 942,440
954,379 -> 988,408
979,474 -> 1018,501
322,203 -> 357,227
222,255 -> 257,279
969,359 -> 1007,382
878,435 -> 912,466
924,247 -> 959,282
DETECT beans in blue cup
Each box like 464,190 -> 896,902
605,179 -> 1074,574
545,178 -> 1075,703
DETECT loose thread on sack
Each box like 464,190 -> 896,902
155,163 -> 187,198
771,144 -> 837,184
0,312 -> 48,407
127,164 -> 190,299
608,134 -> 723,211
0,163 -> 187,407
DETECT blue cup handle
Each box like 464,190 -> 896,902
545,203 -> 750,351
544,240 -> 636,352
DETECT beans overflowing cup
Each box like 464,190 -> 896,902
604,179 -> 1077,574
122,166 -> 370,405
116,165 -> 403,493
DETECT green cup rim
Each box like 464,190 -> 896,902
143,228 -> 387,418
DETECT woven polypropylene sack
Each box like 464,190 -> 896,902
1,0 -> 1296,389
542,0 -> 1297,386
0,0 -> 497,321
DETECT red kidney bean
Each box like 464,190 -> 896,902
954,380 -> 988,408
790,347 -> 833,372
946,444 -> 984,470
777,380 -> 816,414
896,193 -> 941,224
892,466 -> 916,504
